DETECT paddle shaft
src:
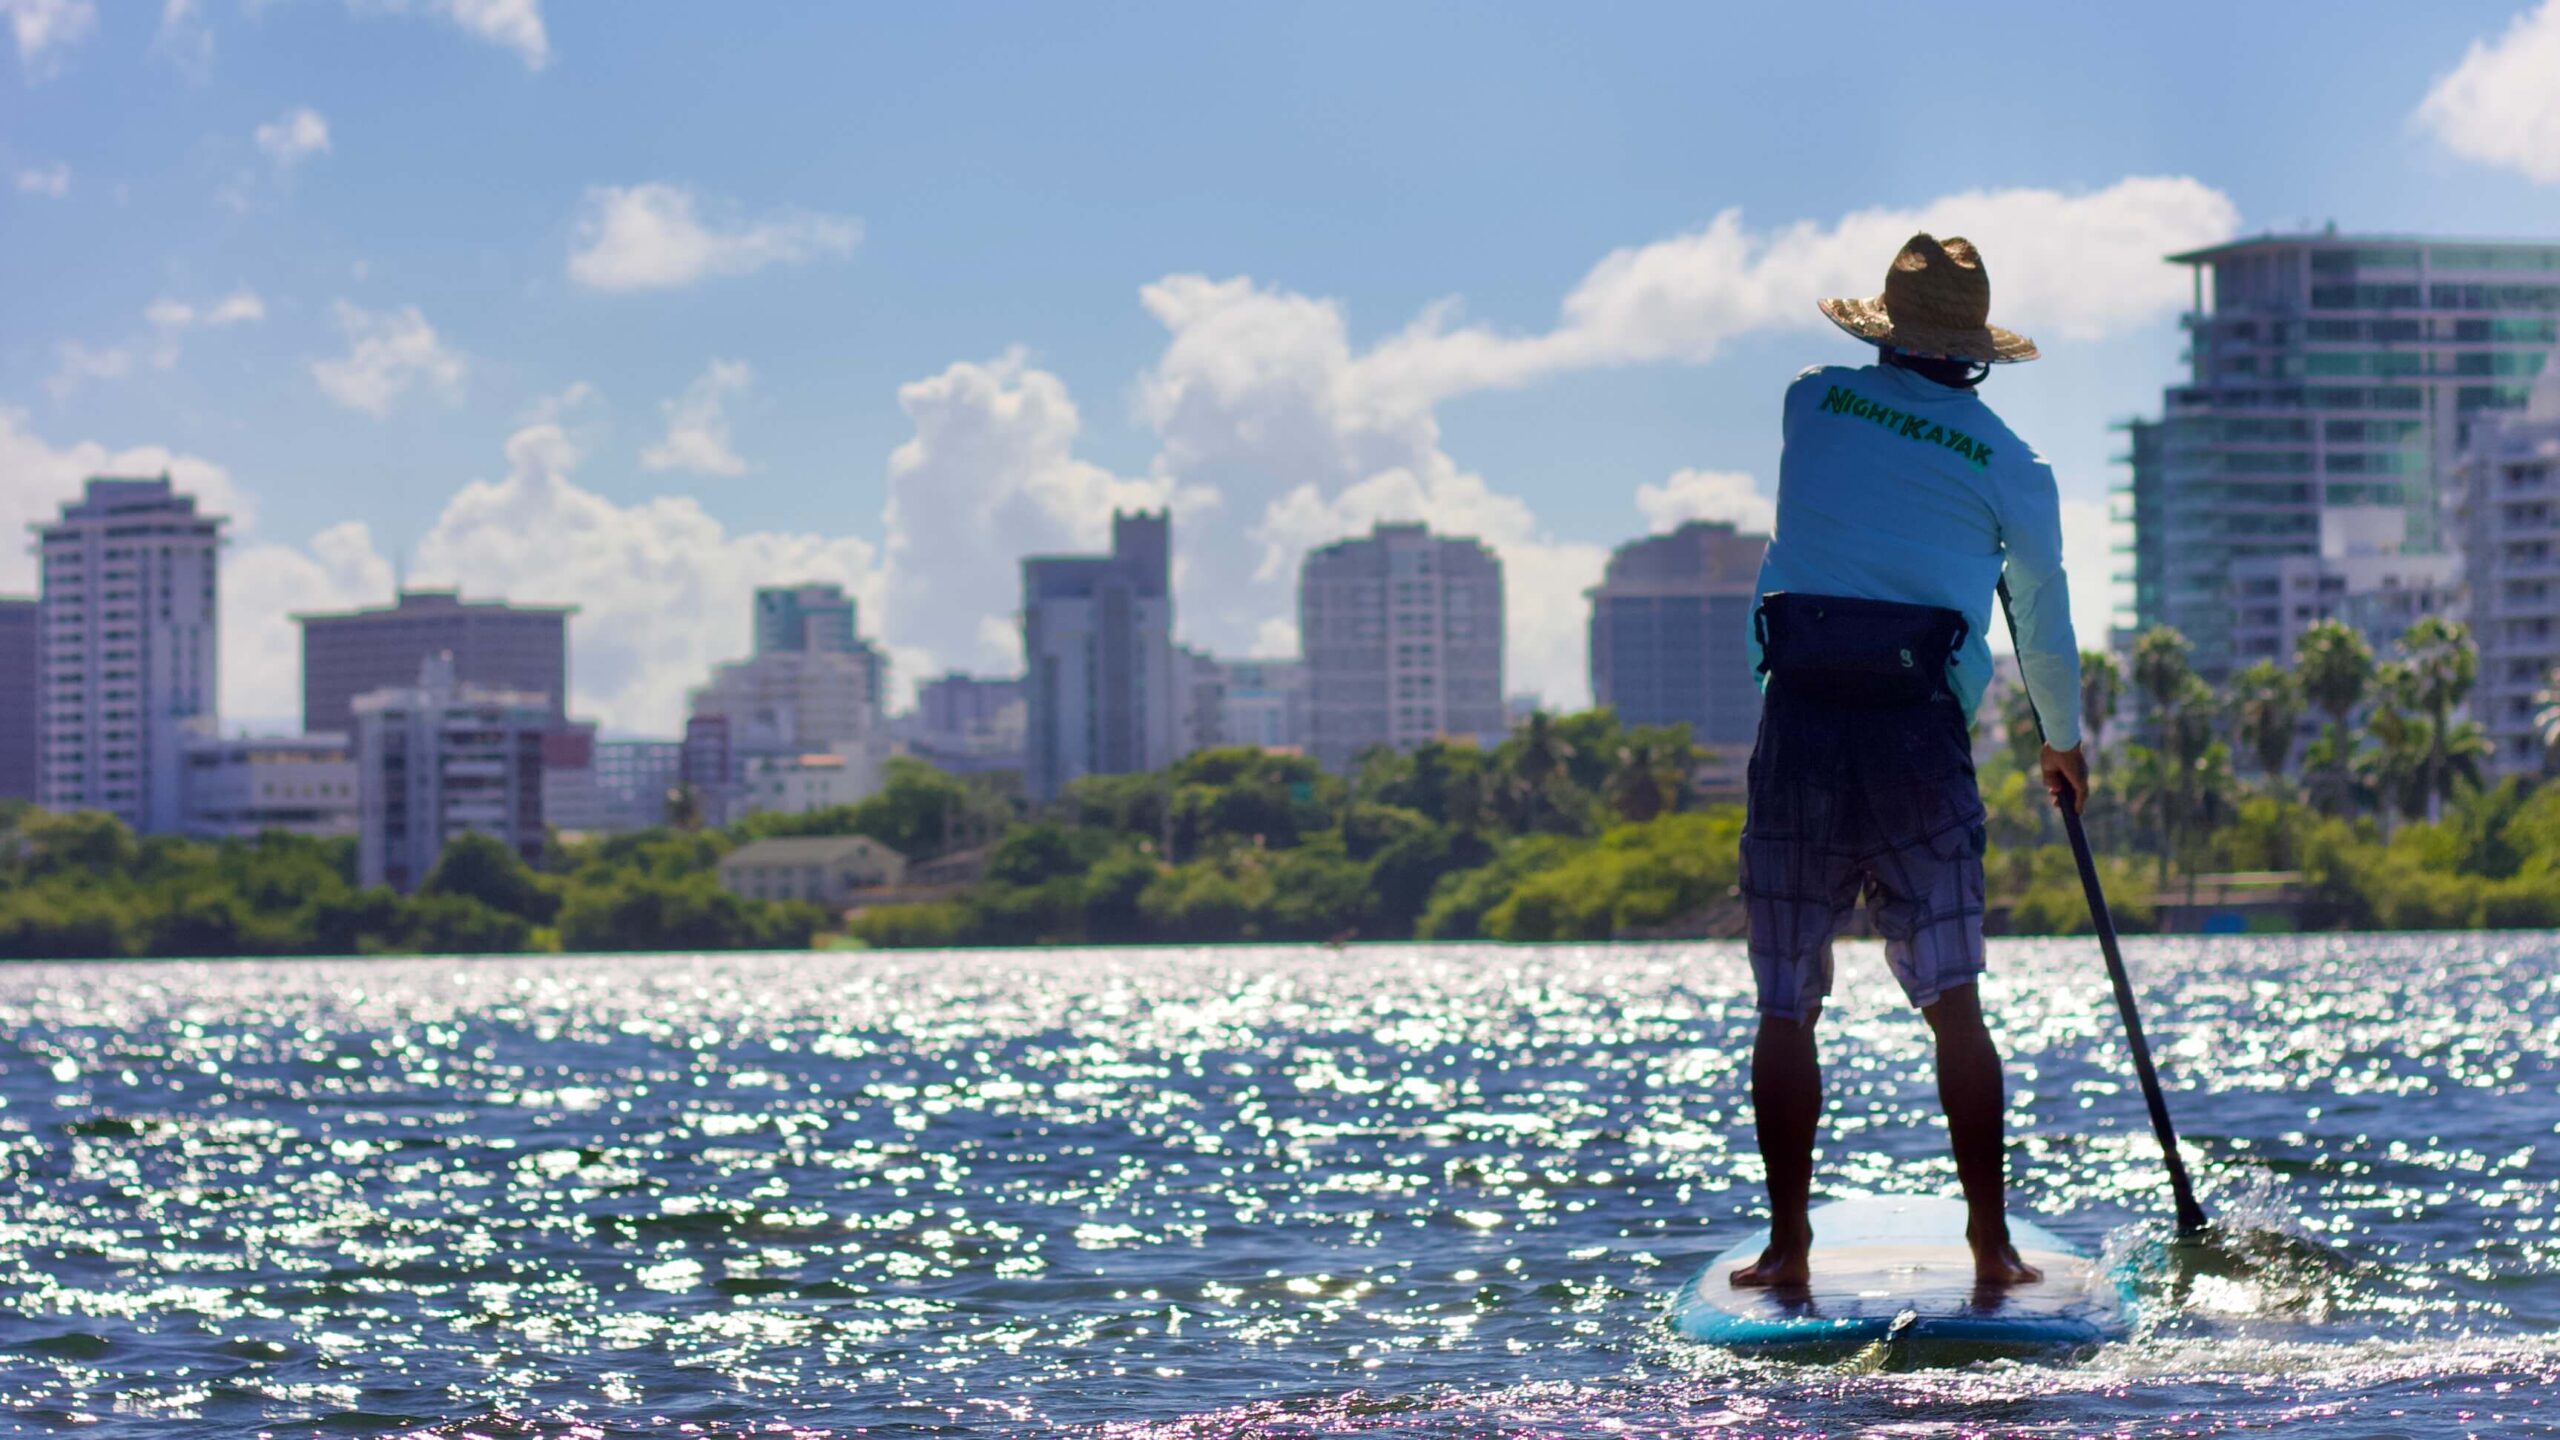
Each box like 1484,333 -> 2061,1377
1995,581 -> 2209,1235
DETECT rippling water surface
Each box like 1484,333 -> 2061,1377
0,936 -> 2555,1437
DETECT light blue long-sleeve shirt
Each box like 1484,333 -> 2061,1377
1744,363 -> 2083,749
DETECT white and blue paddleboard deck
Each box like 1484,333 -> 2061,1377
1671,1195 -> 2131,1349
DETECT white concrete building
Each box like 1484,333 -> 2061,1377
2226,523 -> 2459,668
689,649 -> 878,759
554,737 -> 684,832
717,834 -> 907,909
1300,522 -> 1505,771
1021,511 -> 1178,799
353,654 -> 549,892
739,746 -> 885,816
35,476 -> 225,834
896,673 -> 1026,777
180,733 -> 357,841
2454,348 -> 2560,776
1219,659 -> 1308,753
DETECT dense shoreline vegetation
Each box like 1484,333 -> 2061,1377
5,613 -> 2557,960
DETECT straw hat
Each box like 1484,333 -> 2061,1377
1819,233 -> 2039,364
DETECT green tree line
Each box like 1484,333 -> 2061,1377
0,756 -> 1011,960
851,710 -> 2155,949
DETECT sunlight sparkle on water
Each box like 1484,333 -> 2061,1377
0,936 -> 2553,1436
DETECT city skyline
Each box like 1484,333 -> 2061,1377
8,3 -> 2560,733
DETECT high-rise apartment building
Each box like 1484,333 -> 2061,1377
0,597 -> 37,803
753,582 -> 886,716
352,654 -> 549,892
1586,520 -> 1769,750
2453,354 -> 2560,776
754,583 -> 859,656
297,589 -> 571,735
1021,511 -> 1178,800
1299,522 -> 1504,772
2123,233 -> 2560,675
36,476 -> 225,833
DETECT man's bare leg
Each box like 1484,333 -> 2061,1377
1922,983 -> 2041,1286
1730,1005 -> 1819,1288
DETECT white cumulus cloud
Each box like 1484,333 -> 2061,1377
1633,469 -> 1775,535
880,349 -> 1202,674
567,182 -> 861,293
402,402 -> 880,733
224,522 -> 397,729
639,359 -> 753,476
310,300 -> 465,416
15,162 -> 68,197
2416,0 -> 2560,184
1,0 -> 94,76
255,106 -> 331,167
1119,177 -> 2235,705
1348,177 -> 2240,412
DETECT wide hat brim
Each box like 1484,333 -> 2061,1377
1818,295 -> 2040,364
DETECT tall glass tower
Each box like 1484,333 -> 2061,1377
2122,234 -> 2560,676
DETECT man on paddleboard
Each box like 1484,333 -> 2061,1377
1731,233 -> 2088,1289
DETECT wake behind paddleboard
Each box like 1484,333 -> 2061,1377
1670,1195 -> 2131,1348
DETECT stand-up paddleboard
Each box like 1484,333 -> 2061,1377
1670,1196 -> 2132,1349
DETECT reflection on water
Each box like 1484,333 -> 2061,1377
0,935 -> 2552,1436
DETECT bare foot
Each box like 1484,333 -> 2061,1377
1729,1226 -> 1812,1288
1968,1230 -> 2043,1287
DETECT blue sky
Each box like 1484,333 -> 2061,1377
7,0 -> 2560,734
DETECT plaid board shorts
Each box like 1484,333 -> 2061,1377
1739,674 -> 1989,1022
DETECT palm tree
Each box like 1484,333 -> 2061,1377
2397,614 -> 2479,822
2299,726 -> 2372,819
1497,711 -> 1574,833
2358,662 -> 2430,832
2119,744 -> 2178,884
2296,620 -> 2376,817
2227,661 -> 2303,785
2297,619 -> 2376,723
2130,626 -> 2194,740
2115,667 -> 2226,884
2533,670 -> 2560,776
1511,712 -> 1573,790
1605,731 -> 1691,824
2080,649 -> 2123,755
